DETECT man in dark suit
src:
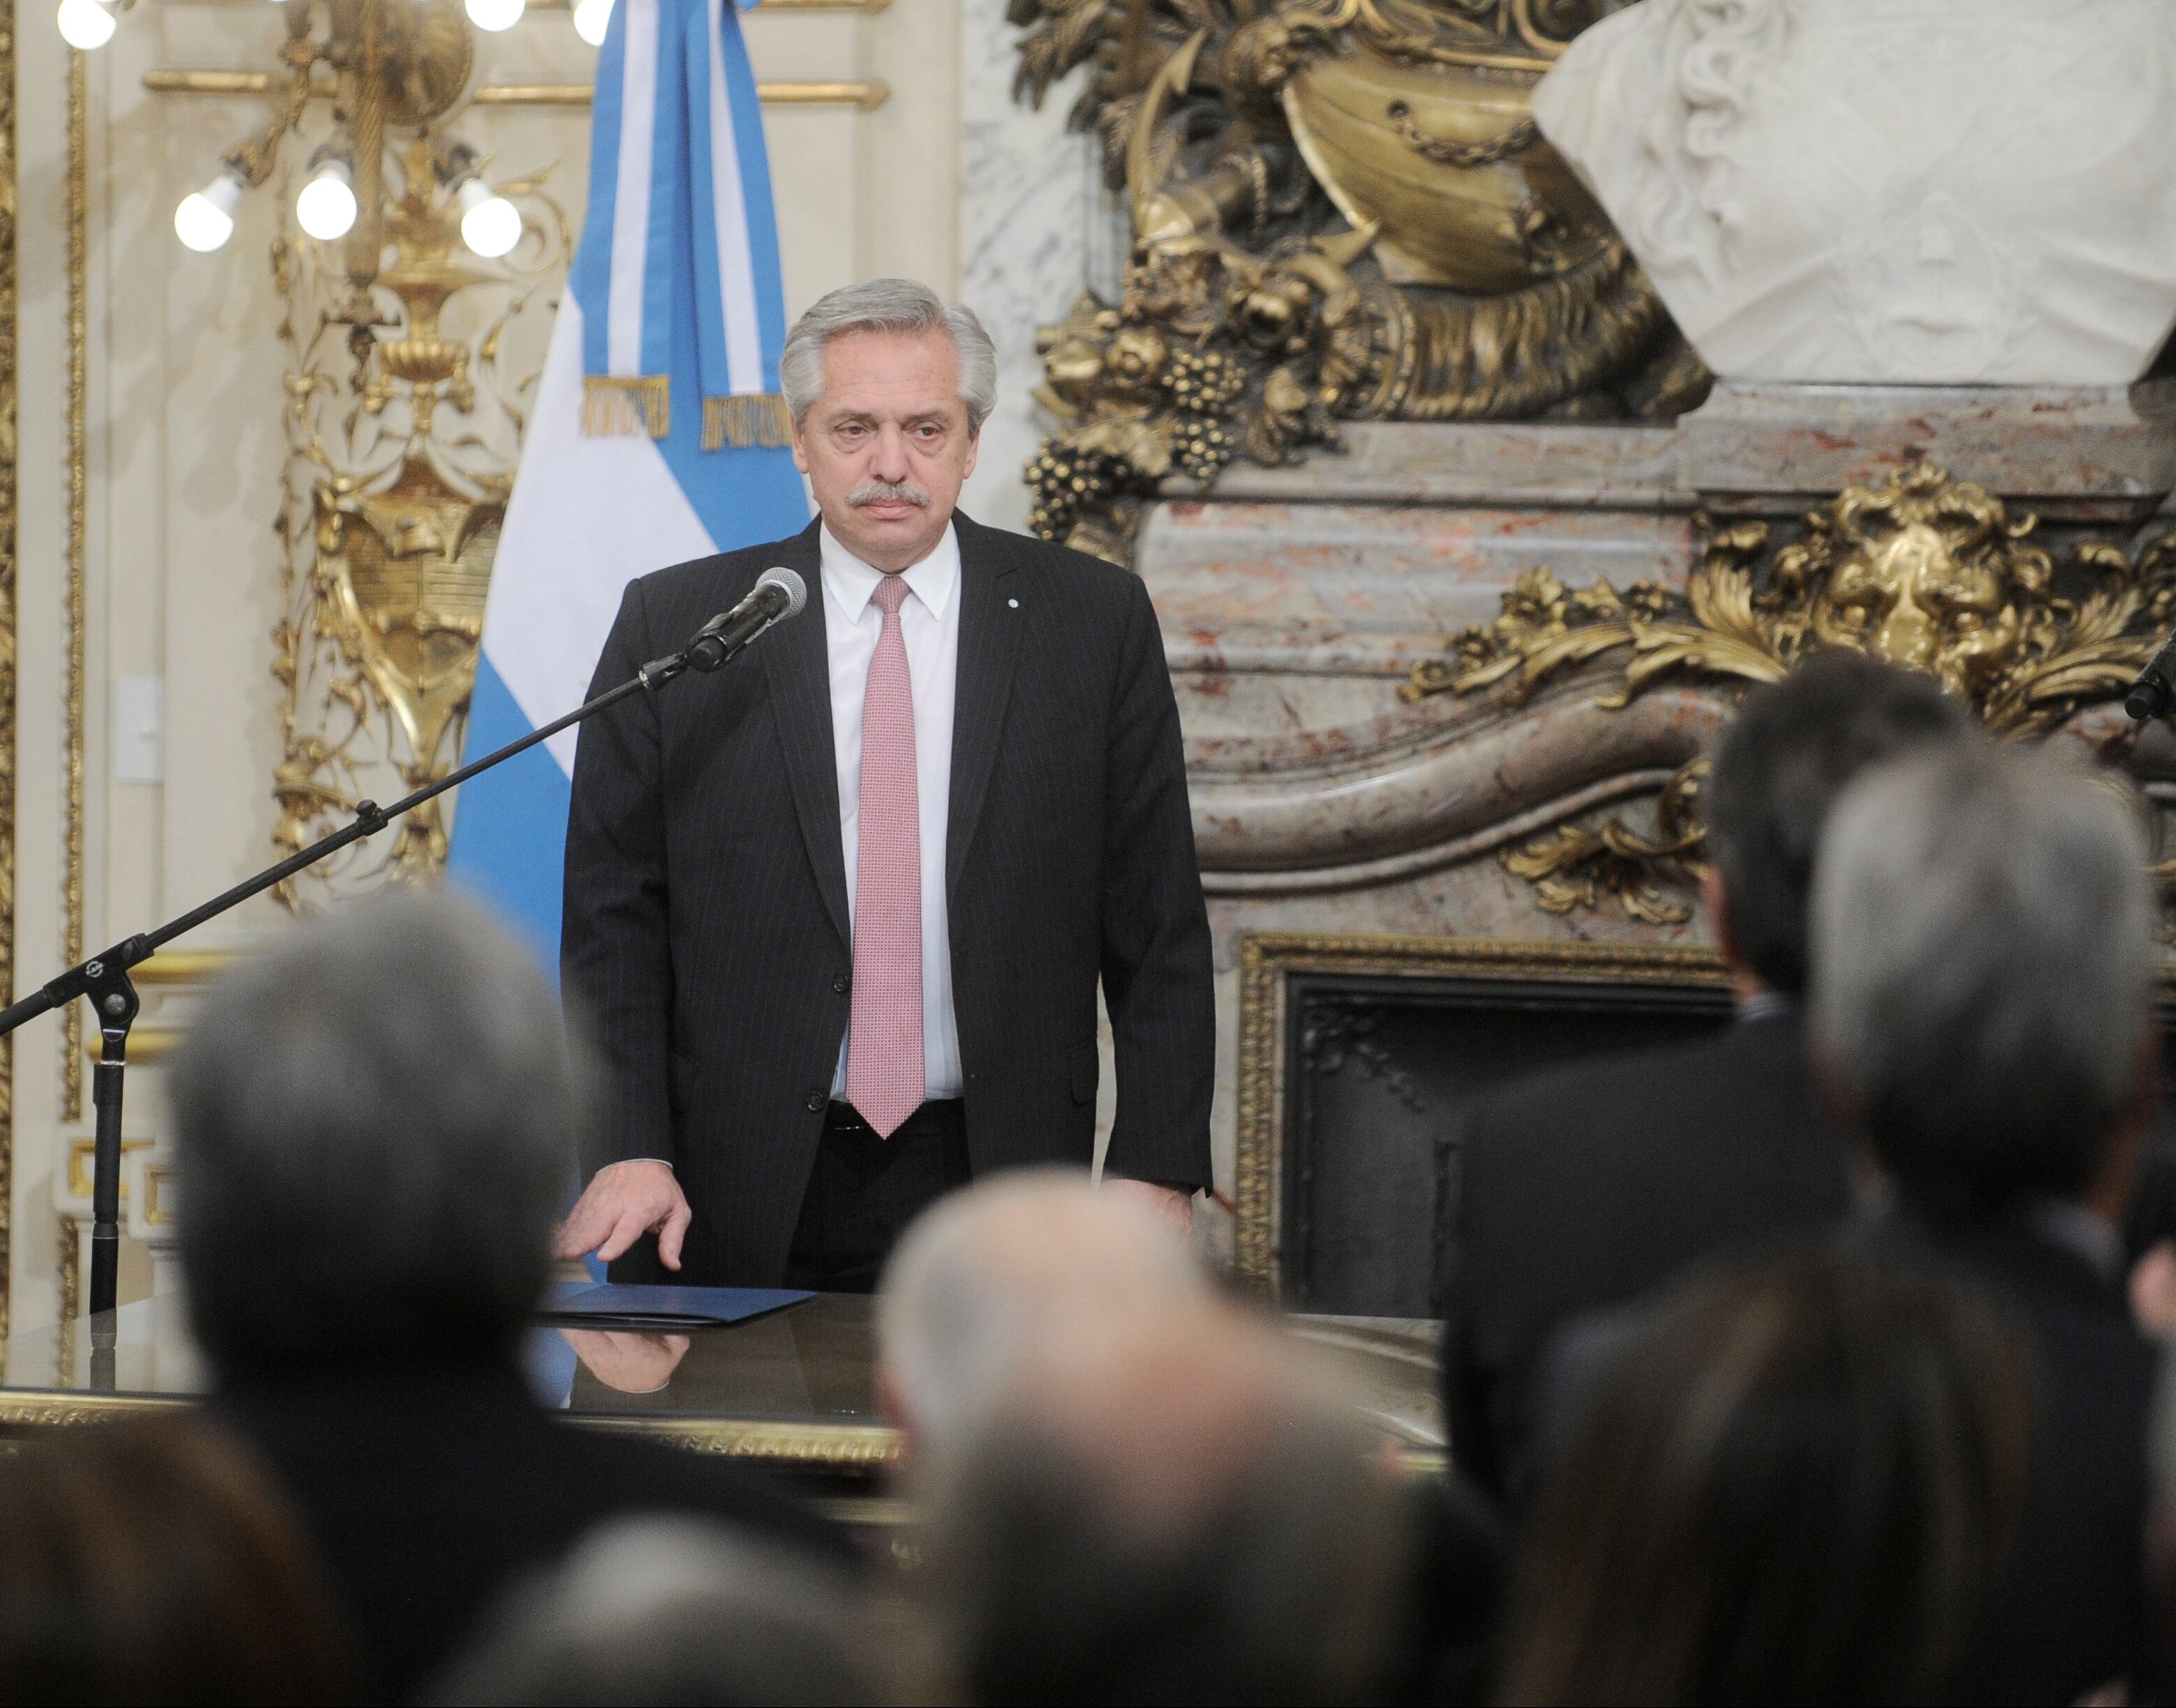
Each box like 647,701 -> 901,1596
554,278 -> 1213,1290
1813,741 -> 2162,1705
1441,653 -> 1968,1506
165,892 -> 847,1702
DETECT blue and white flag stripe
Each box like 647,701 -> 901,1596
692,0 -> 785,398
578,0 -> 786,444
617,0 -> 673,382
449,0 -> 807,966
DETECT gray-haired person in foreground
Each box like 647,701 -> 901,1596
430,1518 -> 896,1707
919,1310 -> 1414,1707
556,278 -> 1214,1292
170,890 -> 845,1702
874,1169 -> 1215,1469
1811,742 -> 2161,1707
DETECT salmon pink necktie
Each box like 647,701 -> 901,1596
845,574 -> 925,1137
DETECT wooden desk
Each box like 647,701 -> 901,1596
0,1296 -> 1445,1519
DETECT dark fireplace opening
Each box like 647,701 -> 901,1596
1278,970 -> 1736,1318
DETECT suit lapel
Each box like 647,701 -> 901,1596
755,519 -> 851,951
946,513 -> 1023,901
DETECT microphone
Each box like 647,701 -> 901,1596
2126,627 -> 2176,721
686,567 -> 808,673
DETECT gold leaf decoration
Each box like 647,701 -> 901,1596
272,139 -> 569,908
1406,464 -> 2176,922
1011,1 -> 1708,562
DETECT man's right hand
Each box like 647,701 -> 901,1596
553,1160 -> 692,1270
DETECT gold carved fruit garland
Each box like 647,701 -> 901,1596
1011,0 -> 1710,563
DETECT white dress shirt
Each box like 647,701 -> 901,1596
822,520 -> 964,1101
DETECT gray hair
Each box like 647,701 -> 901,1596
877,1169 -> 1209,1446
1810,741 -> 2154,1213
429,1518 -> 881,1705
919,1314 -> 1409,1706
779,278 -> 997,433
169,890 -> 580,1376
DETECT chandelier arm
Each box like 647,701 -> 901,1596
222,51 -> 317,191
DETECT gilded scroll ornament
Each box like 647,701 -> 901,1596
1011,0 -> 1700,561
1404,464 -> 2176,920
1502,760 -> 1706,926
273,140 -> 567,907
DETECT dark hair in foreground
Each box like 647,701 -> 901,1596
0,1416 -> 355,1705
1704,651 -> 1967,995
169,890 -> 580,1377
1499,1245 -> 2034,1707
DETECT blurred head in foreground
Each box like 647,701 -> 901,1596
170,889 -> 579,1378
429,1518 -> 879,1707
0,1416 -> 355,1705
919,1310 -> 1410,1706
1502,1246 -> 2035,1707
875,1168 -> 1213,1458
1810,741 -> 2156,1223
1704,651 -> 1969,997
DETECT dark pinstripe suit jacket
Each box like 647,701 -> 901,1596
562,512 -> 1215,1284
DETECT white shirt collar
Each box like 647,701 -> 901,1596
819,519 -> 960,624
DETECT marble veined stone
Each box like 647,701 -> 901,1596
1533,0 -> 2176,386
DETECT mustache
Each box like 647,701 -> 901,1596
848,479 -> 932,509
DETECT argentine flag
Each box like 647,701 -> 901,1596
449,0 -> 807,966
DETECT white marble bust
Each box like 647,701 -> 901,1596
1532,0 -> 2176,385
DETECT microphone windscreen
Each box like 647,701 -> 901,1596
757,566 -> 808,618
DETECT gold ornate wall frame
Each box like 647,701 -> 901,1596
55,43 -> 86,1330
62,50 -> 84,1125
0,0 -> 22,1347
1232,931 -> 1727,1296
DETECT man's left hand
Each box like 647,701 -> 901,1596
1105,1177 -> 1195,1238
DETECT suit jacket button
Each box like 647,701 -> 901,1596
832,973 -> 850,994
805,1092 -> 828,1114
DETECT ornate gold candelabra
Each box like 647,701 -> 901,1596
271,130 -> 566,908
79,0 -> 571,905
154,0 -> 522,272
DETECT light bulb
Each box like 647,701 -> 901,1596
463,0 -> 523,30
295,159 -> 357,241
457,179 -> 521,258
174,171 -> 244,253
56,0 -> 116,50
571,0 -> 611,46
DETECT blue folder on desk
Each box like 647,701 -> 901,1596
539,1282 -> 812,1328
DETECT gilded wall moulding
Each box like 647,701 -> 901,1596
272,140 -> 566,908
1009,0 -> 1700,561
1400,463 -> 2176,922
0,0 -> 20,1344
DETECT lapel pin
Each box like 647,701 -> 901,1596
1008,598 -> 1020,608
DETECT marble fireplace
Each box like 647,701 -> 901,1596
1146,386 -> 2176,1298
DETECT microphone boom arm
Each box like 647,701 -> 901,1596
1,601 -> 781,1334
